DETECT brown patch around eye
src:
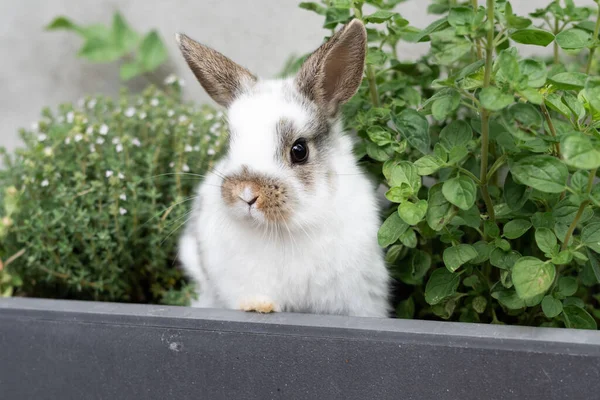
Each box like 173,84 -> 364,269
221,167 -> 292,222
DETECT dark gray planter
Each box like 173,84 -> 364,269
1,298 -> 599,400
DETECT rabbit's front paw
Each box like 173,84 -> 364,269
239,296 -> 278,313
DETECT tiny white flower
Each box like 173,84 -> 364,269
118,172 -> 125,180
207,148 -> 216,156
87,99 -> 97,109
150,98 -> 159,107
193,145 -> 200,151
182,164 -> 190,172
167,109 -> 175,117
214,141 -> 220,147
43,147 -> 53,156
188,123 -> 195,131
178,78 -> 185,86
86,126 -> 94,134
209,125 -> 218,135
205,113 -> 214,121
185,144 -> 193,152
41,179 -> 49,187
169,162 -> 175,168
74,134 -> 83,142
37,133 -> 47,142
216,111 -> 224,119
115,144 -> 123,153
89,144 -> 96,153
112,137 -> 120,144
66,112 -> 74,123
164,74 -> 177,84
137,98 -> 144,106
105,170 -> 114,178
99,124 -> 109,135
96,137 -> 105,145
64,137 -> 71,145
120,194 -> 127,201
139,111 -> 147,120
124,107 -> 136,117
119,207 -> 127,215
132,138 -> 141,147
179,115 -> 188,123
31,122 -> 39,132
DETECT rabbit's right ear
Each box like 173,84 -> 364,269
176,34 -> 257,107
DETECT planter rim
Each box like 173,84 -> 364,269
1,297 -> 599,348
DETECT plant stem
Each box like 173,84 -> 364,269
586,3 -> 600,74
471,0 -> 483,59
540,102 -> 561,157
479,0 -> 496,222
553,18 -> 560,65
562,168 -> 597,250
354,4 -> 380,107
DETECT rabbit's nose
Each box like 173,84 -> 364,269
239,186 -> 259,206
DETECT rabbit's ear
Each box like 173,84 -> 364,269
176,34 -> 257,107
295,19 -> 366,117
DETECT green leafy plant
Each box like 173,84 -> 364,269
46,12 -> 169,82
0,79 -> 228,305
298,0 -> 600,329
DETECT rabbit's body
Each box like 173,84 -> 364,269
177,20 -> 390,317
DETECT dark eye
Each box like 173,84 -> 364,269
290,139 -> 309,164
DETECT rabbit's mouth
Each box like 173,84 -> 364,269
221,166 -> 293,224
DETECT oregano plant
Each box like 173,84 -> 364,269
298,0 -> 600,329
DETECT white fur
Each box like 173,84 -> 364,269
178,79 -> 390,317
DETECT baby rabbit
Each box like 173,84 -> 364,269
176,19 -> 390,317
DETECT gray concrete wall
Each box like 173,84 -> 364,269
1,0 -> 596,152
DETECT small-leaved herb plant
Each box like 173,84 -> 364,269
298,0 -> 600,329
0,79 -> 228,305
46,12 -> 169,82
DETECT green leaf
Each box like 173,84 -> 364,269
366,142 -> 393,162
442,176 -> 477,211
448,6 -> 474,27
439,120 -> 472,150
366,48 -> 387,66
545,93 -> 572,118
443,244 -> 477,272
586,248 -> 600,283
392,109 -> 430,154
426,183 -> 454,231
581,222 -> 600,253
492,289 -> 525,310
557,277 -> 578,298
535,228 -> 558,255
584,77 -> 600,113
548,72 -> 588,90
377,212 -> 409,247
46,16 -> 80,31
424,268 -> 460,305
563,305 -> 597,330
399,228 -> 418,248
490,249 -> 520,270
323,7 -> 350,29
472,241 -> 494,264
562,93 -> 585,121
385,161 -> 421,192
519,59 -> 548,88
561,133 -> 600,170
512,257 -> 556,299
503,219 -> 532,239
398,200 -> 428,225
364,10 -> 397,23
472,296 -> 487,314
414,155 -> 445,175
367,126 -> 393,146
431,90 -> 461,121
120,62 -> 144,80
510,155 -> 568,193
112,12 -> 138,53
484,220 -> 500,238
410,17 -> 450,43
397,250 -> 432,284
503,173 -> 531,211
396,297 -> 415,319
138,30 -> 168,71
298,2 -> 327,15
542,295 -> 563,318
510,29 -> 555,47
555,28 -> 592,50
447,147 -> 468,165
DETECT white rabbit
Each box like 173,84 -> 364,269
176,19 -> 390,317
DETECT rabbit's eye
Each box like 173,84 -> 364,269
290,139 -> 309,164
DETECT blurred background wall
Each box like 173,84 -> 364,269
1,0 -> 596,151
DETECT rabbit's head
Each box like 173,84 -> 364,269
176,20 -> 366,230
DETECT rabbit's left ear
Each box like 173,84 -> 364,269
176,33 -> 257,108
295,19 -> 367,117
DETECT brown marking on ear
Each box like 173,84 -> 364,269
176,33 -> 257,107
221,167 -> 293,222
295,19 -> 367,117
